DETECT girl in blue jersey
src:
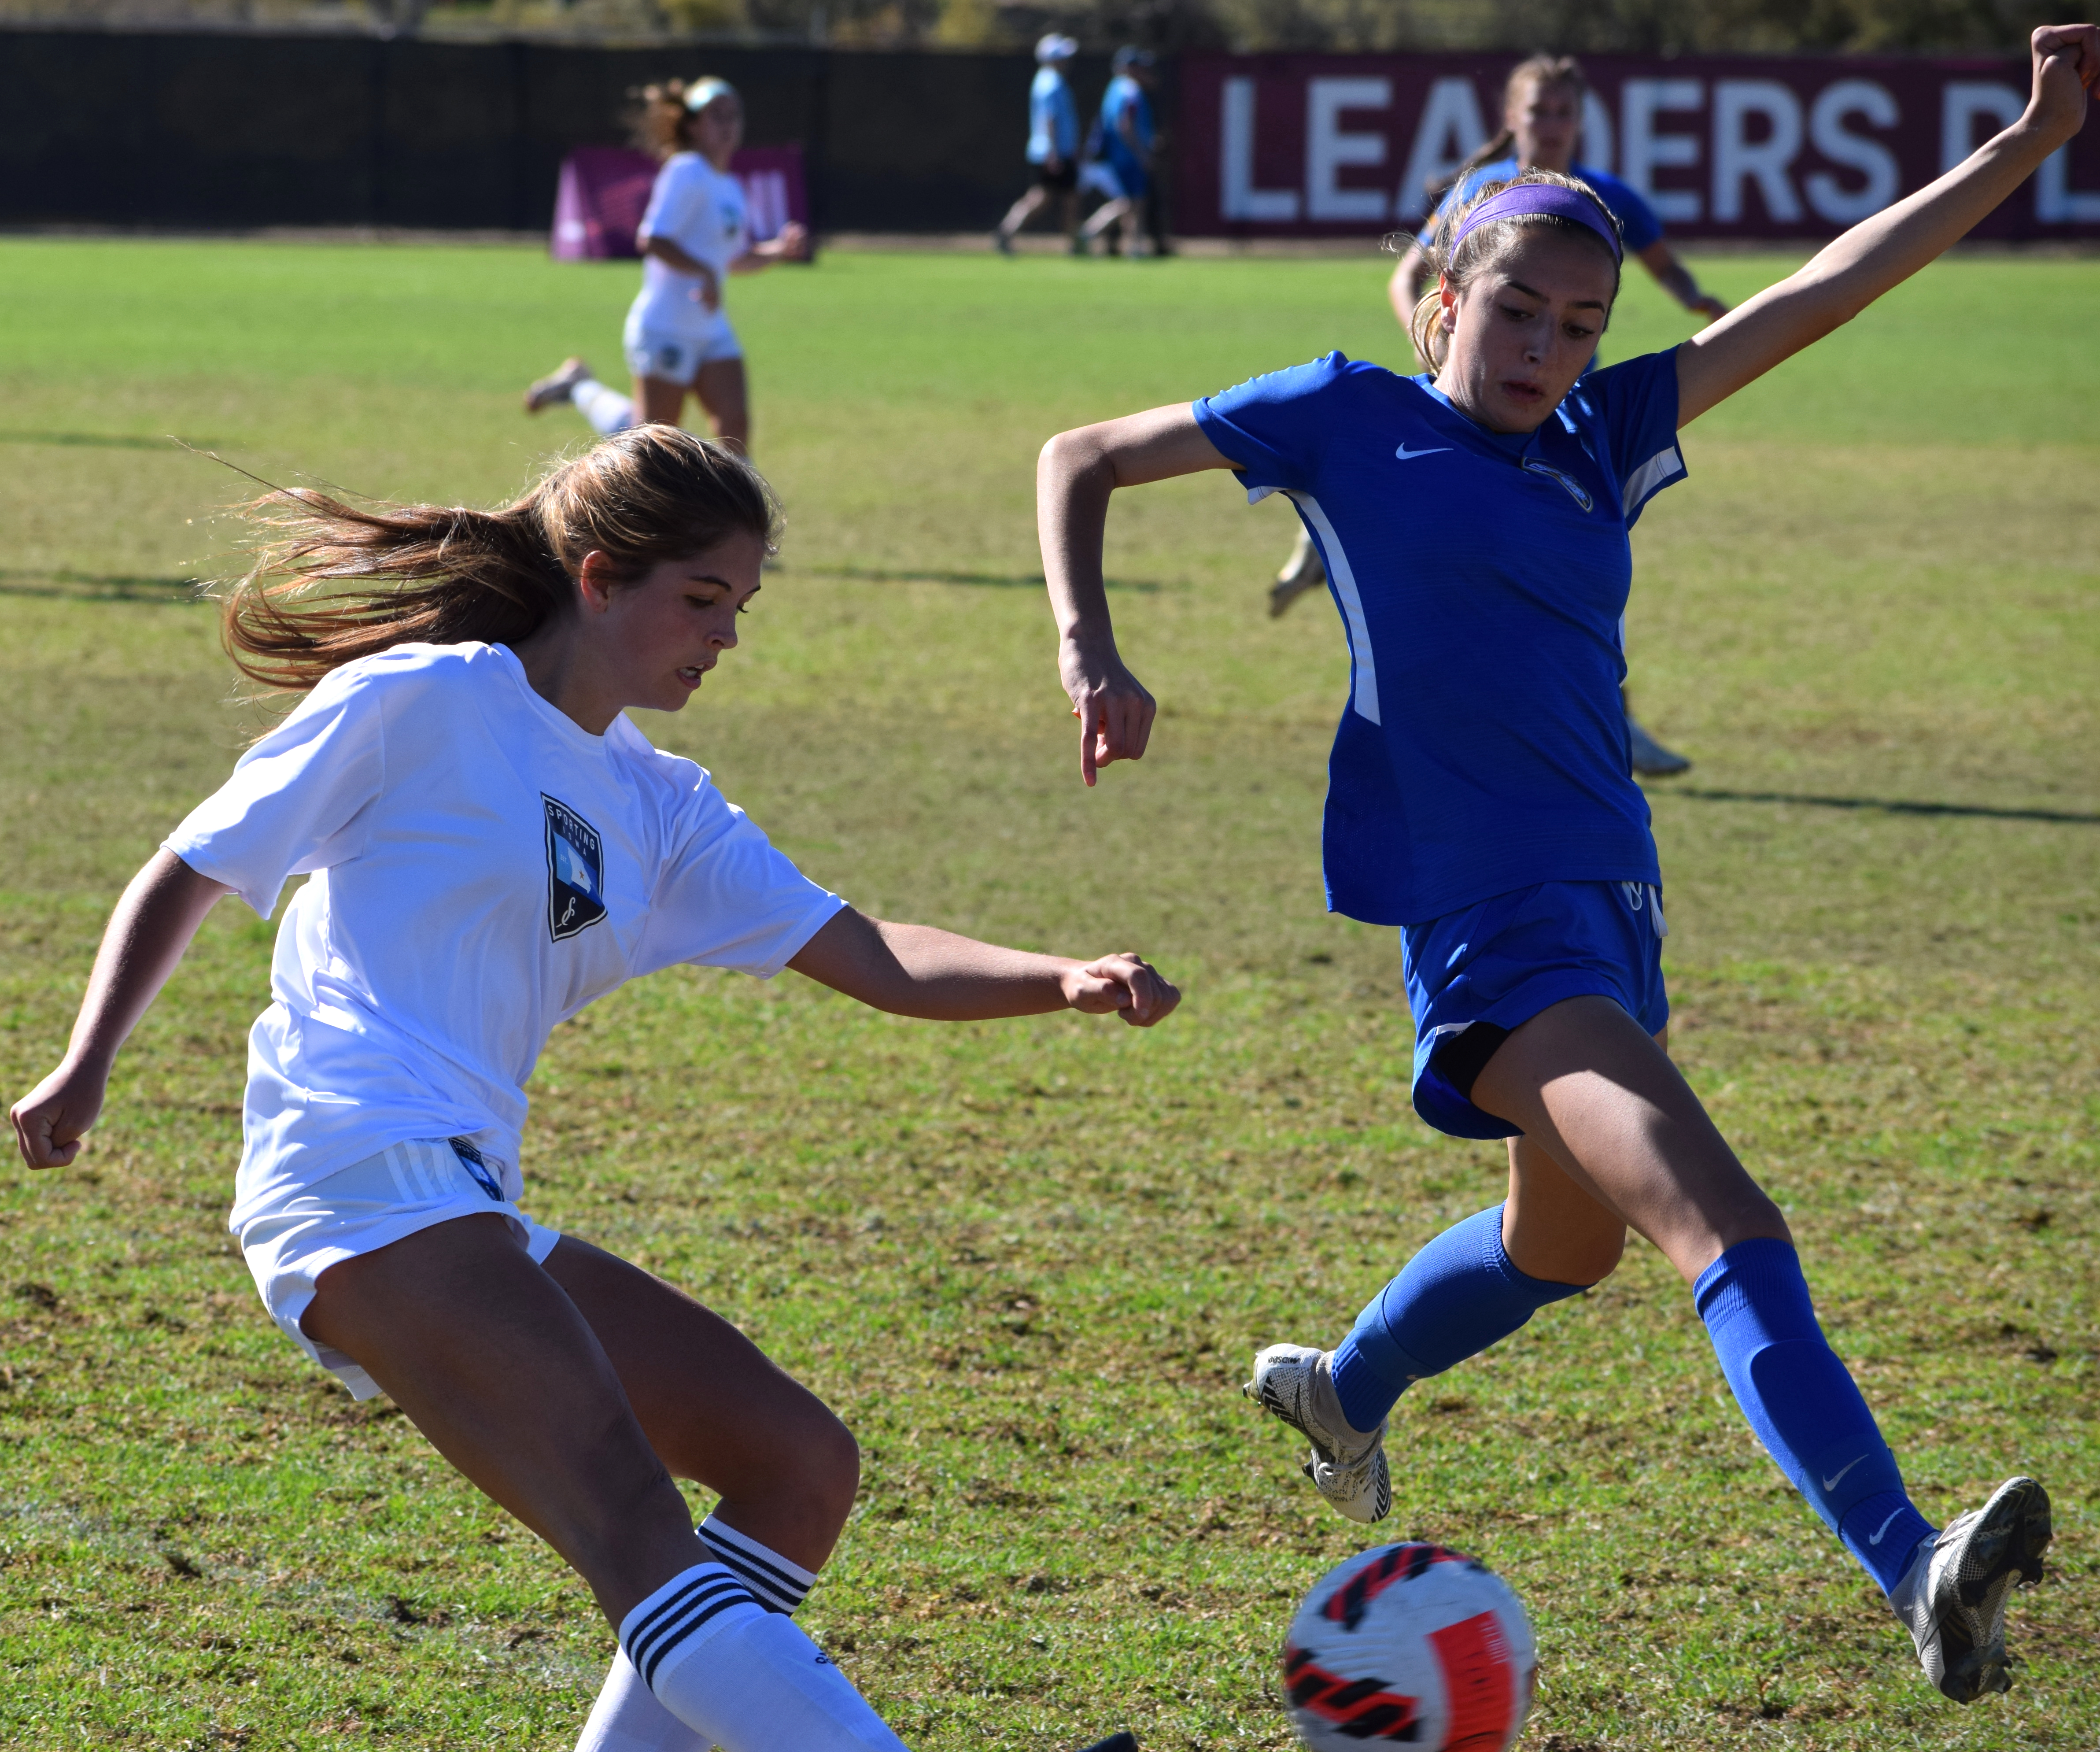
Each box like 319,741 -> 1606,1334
1034,25 -> 2096,1707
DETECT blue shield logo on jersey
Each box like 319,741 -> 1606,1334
543,794 -> 607,942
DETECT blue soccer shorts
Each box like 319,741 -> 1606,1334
1401,879 -> 1669,1141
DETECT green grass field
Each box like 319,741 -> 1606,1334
1,236 -> 2094,1751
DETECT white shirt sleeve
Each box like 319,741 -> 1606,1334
163,664 -> 387,918
636,761 -> 845,980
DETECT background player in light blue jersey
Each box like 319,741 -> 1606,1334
1036,25 -> 2098,1705
1078,48 -> 1159,258
1274,55 -> 1726,776
996,34 -> 1082,255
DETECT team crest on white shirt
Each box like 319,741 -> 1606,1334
543,795 -> 607,941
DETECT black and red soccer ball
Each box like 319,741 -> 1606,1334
1282,1542 -> 1537,1752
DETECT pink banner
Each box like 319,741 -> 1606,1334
1175,53 -> 2100,240
551,145 -> 808,260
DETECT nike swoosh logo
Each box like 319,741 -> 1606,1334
1823,1454 -> 1868,1492
1394,444 -> 1451,462
1867,1508 -> 1904,1545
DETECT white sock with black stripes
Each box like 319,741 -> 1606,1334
571,377 -> 635,436
699,1515 -> 818,1615
576,1524 -> 819,1752
600,1553 -> 908,1752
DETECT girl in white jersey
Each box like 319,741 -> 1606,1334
1035,28 -> 2094,1706
528,78 -> 808,449
9,427 -> 1170,1752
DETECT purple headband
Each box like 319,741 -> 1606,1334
1450,182 -> 1622,265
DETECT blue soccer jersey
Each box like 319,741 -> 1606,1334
1417,157 -> 1664,254
1193,351 -> 1689,925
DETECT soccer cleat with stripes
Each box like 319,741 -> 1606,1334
1074,1734 -> 1137,1752
1243,1343 -> 1391,1525
1889,1475 -> 2052,1703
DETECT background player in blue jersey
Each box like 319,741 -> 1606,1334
1389,55 -> 1730,335
1034,24 -> 2098,1705
1273,55 -> 1725,776
1077,48 -> 1159,258
996,35 -> 1082,255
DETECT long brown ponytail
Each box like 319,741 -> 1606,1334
220,425 -> 778,693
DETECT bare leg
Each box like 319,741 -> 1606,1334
635,373 -> 689,429
693,357 -> 751,451
1471,995 -> 1789,1282
1081,196 -> 1132,241
543,1235 -> 855,1571
302,1214 -> 703,1625
1502,1132 -> 1626,1285
998,184 -> 1047,240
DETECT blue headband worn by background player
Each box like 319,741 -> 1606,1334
1450,183 -> 1623,264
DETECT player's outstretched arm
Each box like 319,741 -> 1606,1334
1678,23 -> 2095,425
786,906 -> 1179,1027
1038,404 -> 1239,785
10,850 -> 230,1169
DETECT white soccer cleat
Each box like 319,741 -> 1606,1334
1889,1475 -> 2052,1703
1625,712 -> 1691,776
1244,1343 -> 1391,1525
524,356 -> 593,414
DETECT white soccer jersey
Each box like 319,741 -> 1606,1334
631,152 -> 749,337
164,642 -> 844,1225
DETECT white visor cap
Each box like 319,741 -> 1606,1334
1035,33 -> 1078,63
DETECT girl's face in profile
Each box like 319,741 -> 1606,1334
683,96 -> 746,169
588,533 -> 767,716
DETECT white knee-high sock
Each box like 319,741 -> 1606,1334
652,1611 -> 909,1752
578,1523 -> 819,1752
698,1514 -> 818,1615
572,377 -> 635,436
577,1649 -> 705,1752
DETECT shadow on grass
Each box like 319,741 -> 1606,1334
800,562 -> 1160,593
0,569 -> 204,603
1665,785 -> 2100,827
0,431 -> 218,452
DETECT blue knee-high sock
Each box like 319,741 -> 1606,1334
1695,1238 -> 1935,1594
1330,1204 -> 1587,1432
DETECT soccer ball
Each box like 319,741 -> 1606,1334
1282,1542 -> 1537,1752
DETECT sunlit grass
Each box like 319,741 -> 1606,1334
0,240 -> 2094,1749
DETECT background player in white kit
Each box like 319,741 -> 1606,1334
9,426 -> 1172,1751
527,78 -> 808,450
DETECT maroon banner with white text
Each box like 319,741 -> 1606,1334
1176,53 -> 2100,240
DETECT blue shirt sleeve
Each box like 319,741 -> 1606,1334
1577,166 -> 1664,253
1574,349 -> 1687,527
1192,355 -> 1352,499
